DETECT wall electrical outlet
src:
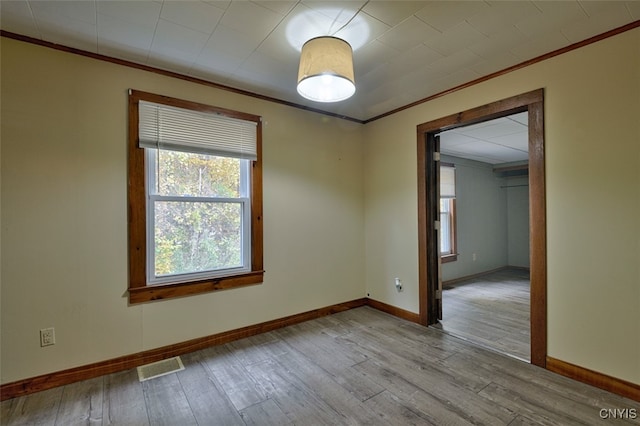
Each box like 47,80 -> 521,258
472,253 -> 477,261
394,277 -> 403,291
40,328 -> 55,347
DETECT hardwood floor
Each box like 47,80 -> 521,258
2,306 -> 639,425
437,268 -> 531,361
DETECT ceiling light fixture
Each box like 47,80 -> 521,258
297,36 -> 355,103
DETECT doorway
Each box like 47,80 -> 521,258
416,89 -> 547,367
436,112 -> 531,361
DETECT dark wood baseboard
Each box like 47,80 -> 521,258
0,298 -> 367,401
547,357 -> 640,402
366,298 -> 421,324
4,299 -> 638,404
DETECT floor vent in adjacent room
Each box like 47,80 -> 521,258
137,356 -> 185,382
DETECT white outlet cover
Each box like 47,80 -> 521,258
40,328 -> 55,346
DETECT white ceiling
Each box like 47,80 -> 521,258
1,1 -> 638,122
440,111 -> 528,165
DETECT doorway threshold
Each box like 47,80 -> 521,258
429,322 -> 529,363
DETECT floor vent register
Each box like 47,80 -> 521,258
137,356 -> 185,382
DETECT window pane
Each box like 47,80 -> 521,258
440,199 -> 451,254
156,150 -> 241,197
154,201 -> 243,277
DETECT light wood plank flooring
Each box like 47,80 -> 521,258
436,268 -> 531,361
2,306 -> 639,425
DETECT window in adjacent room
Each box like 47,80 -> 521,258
127,90 -> 263,303
440,163 -> 457,263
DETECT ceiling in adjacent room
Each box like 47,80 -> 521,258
440,112 -> 528,165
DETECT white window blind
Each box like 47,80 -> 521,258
441,165 -> 456,198
138,101 -> 257,160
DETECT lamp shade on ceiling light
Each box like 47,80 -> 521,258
297,36 -> 355,103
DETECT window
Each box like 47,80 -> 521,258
440,163 -> 457,263
128,90 -> 263,303
146,150 -> 250,284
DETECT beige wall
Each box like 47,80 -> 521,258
2,27 -> 639,388
364,28 -> 640,384
0,38 -> 365,383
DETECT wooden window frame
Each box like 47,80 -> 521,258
127,90 -> 264,304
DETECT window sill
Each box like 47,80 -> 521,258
441,254 -> 458,264
128,270 -> 264,304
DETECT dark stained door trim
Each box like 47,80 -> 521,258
416,89 -> 547,367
